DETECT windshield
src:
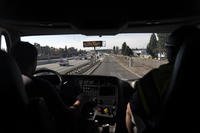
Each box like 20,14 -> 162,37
21,33 -> 168,80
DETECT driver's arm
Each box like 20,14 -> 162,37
126,102 -> 137,133
69,99 -> 81,109
126,80 -> 146,133
70,93 -> 89,111
73,99 -> 81,106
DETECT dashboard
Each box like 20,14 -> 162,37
61,75 -> 119,126
36,74 -> 134,132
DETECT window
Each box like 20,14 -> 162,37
1,35 -> 7,52
21,33 -> 168,79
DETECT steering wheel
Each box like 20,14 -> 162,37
33,69 -> 63,88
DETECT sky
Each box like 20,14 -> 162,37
21,33 -> 152,50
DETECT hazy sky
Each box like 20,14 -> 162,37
21,33 -> 152,50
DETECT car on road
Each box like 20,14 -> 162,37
59,58 -> 69,66
0,0 -> 200,133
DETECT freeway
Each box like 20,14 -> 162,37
37,59 -> 89,74
92,55 -> 139,80
37,57 -> 76,65
36,55 -> 140,80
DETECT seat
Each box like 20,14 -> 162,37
0,50 -> 56,133
158,27 -> 200,132
0,50 -> 29,132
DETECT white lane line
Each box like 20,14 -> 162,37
117,73 -> 122,79
110,72 -> 116,77
114,72 -> 128,80
110,72 -> 123,79
113,57 -> 142,78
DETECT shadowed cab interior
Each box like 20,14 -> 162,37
0,0 -> 200,133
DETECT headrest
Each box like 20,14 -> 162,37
0,50 -> 28,106
165,25 -> 199,48
160,26 -> 200,132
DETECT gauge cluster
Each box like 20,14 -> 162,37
79,78 -> 118,125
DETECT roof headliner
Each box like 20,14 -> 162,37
0,0 -> 200,36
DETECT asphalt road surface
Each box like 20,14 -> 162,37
37,59 -> 89,74
92,55 -> 139,80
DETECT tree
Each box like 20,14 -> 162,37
67,47 -> 78,57
113,46 -> 119,54
113,46 -> 116,54
147,33 -> 158,58
78,49 -> 87,55
116,46 -> 119,54
125,45 -> 133,56
157,33 -> 170,53
61,46 -> 68,57
33,43 -> 87,59
121,42 -> 133,56
34,43 -> 42,56
122,42 -> 127,55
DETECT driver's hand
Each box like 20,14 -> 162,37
70,93 -> 91,111
76,93 -> 91,106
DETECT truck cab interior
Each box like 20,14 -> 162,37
0,0 -> 200,133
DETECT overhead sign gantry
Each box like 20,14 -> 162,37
83,40 -> 105,53
83,41 -> 102,47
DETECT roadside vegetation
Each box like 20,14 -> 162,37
147,33 -> 169,58
112,33 -> 169,59
34,43 -> 87,60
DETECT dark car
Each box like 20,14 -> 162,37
59,58 -> 69,66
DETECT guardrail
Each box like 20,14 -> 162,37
82,60 -> 102,75
63,60 -> 101,75
37,58 -> 102,75
37,57 -> 75,66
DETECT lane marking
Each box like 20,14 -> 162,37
113,57 -> 142,78
117,73 -> 122,79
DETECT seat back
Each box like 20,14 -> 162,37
159,27 -> 200,132
0,50 -> 57,133
0,50 -> 29,132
